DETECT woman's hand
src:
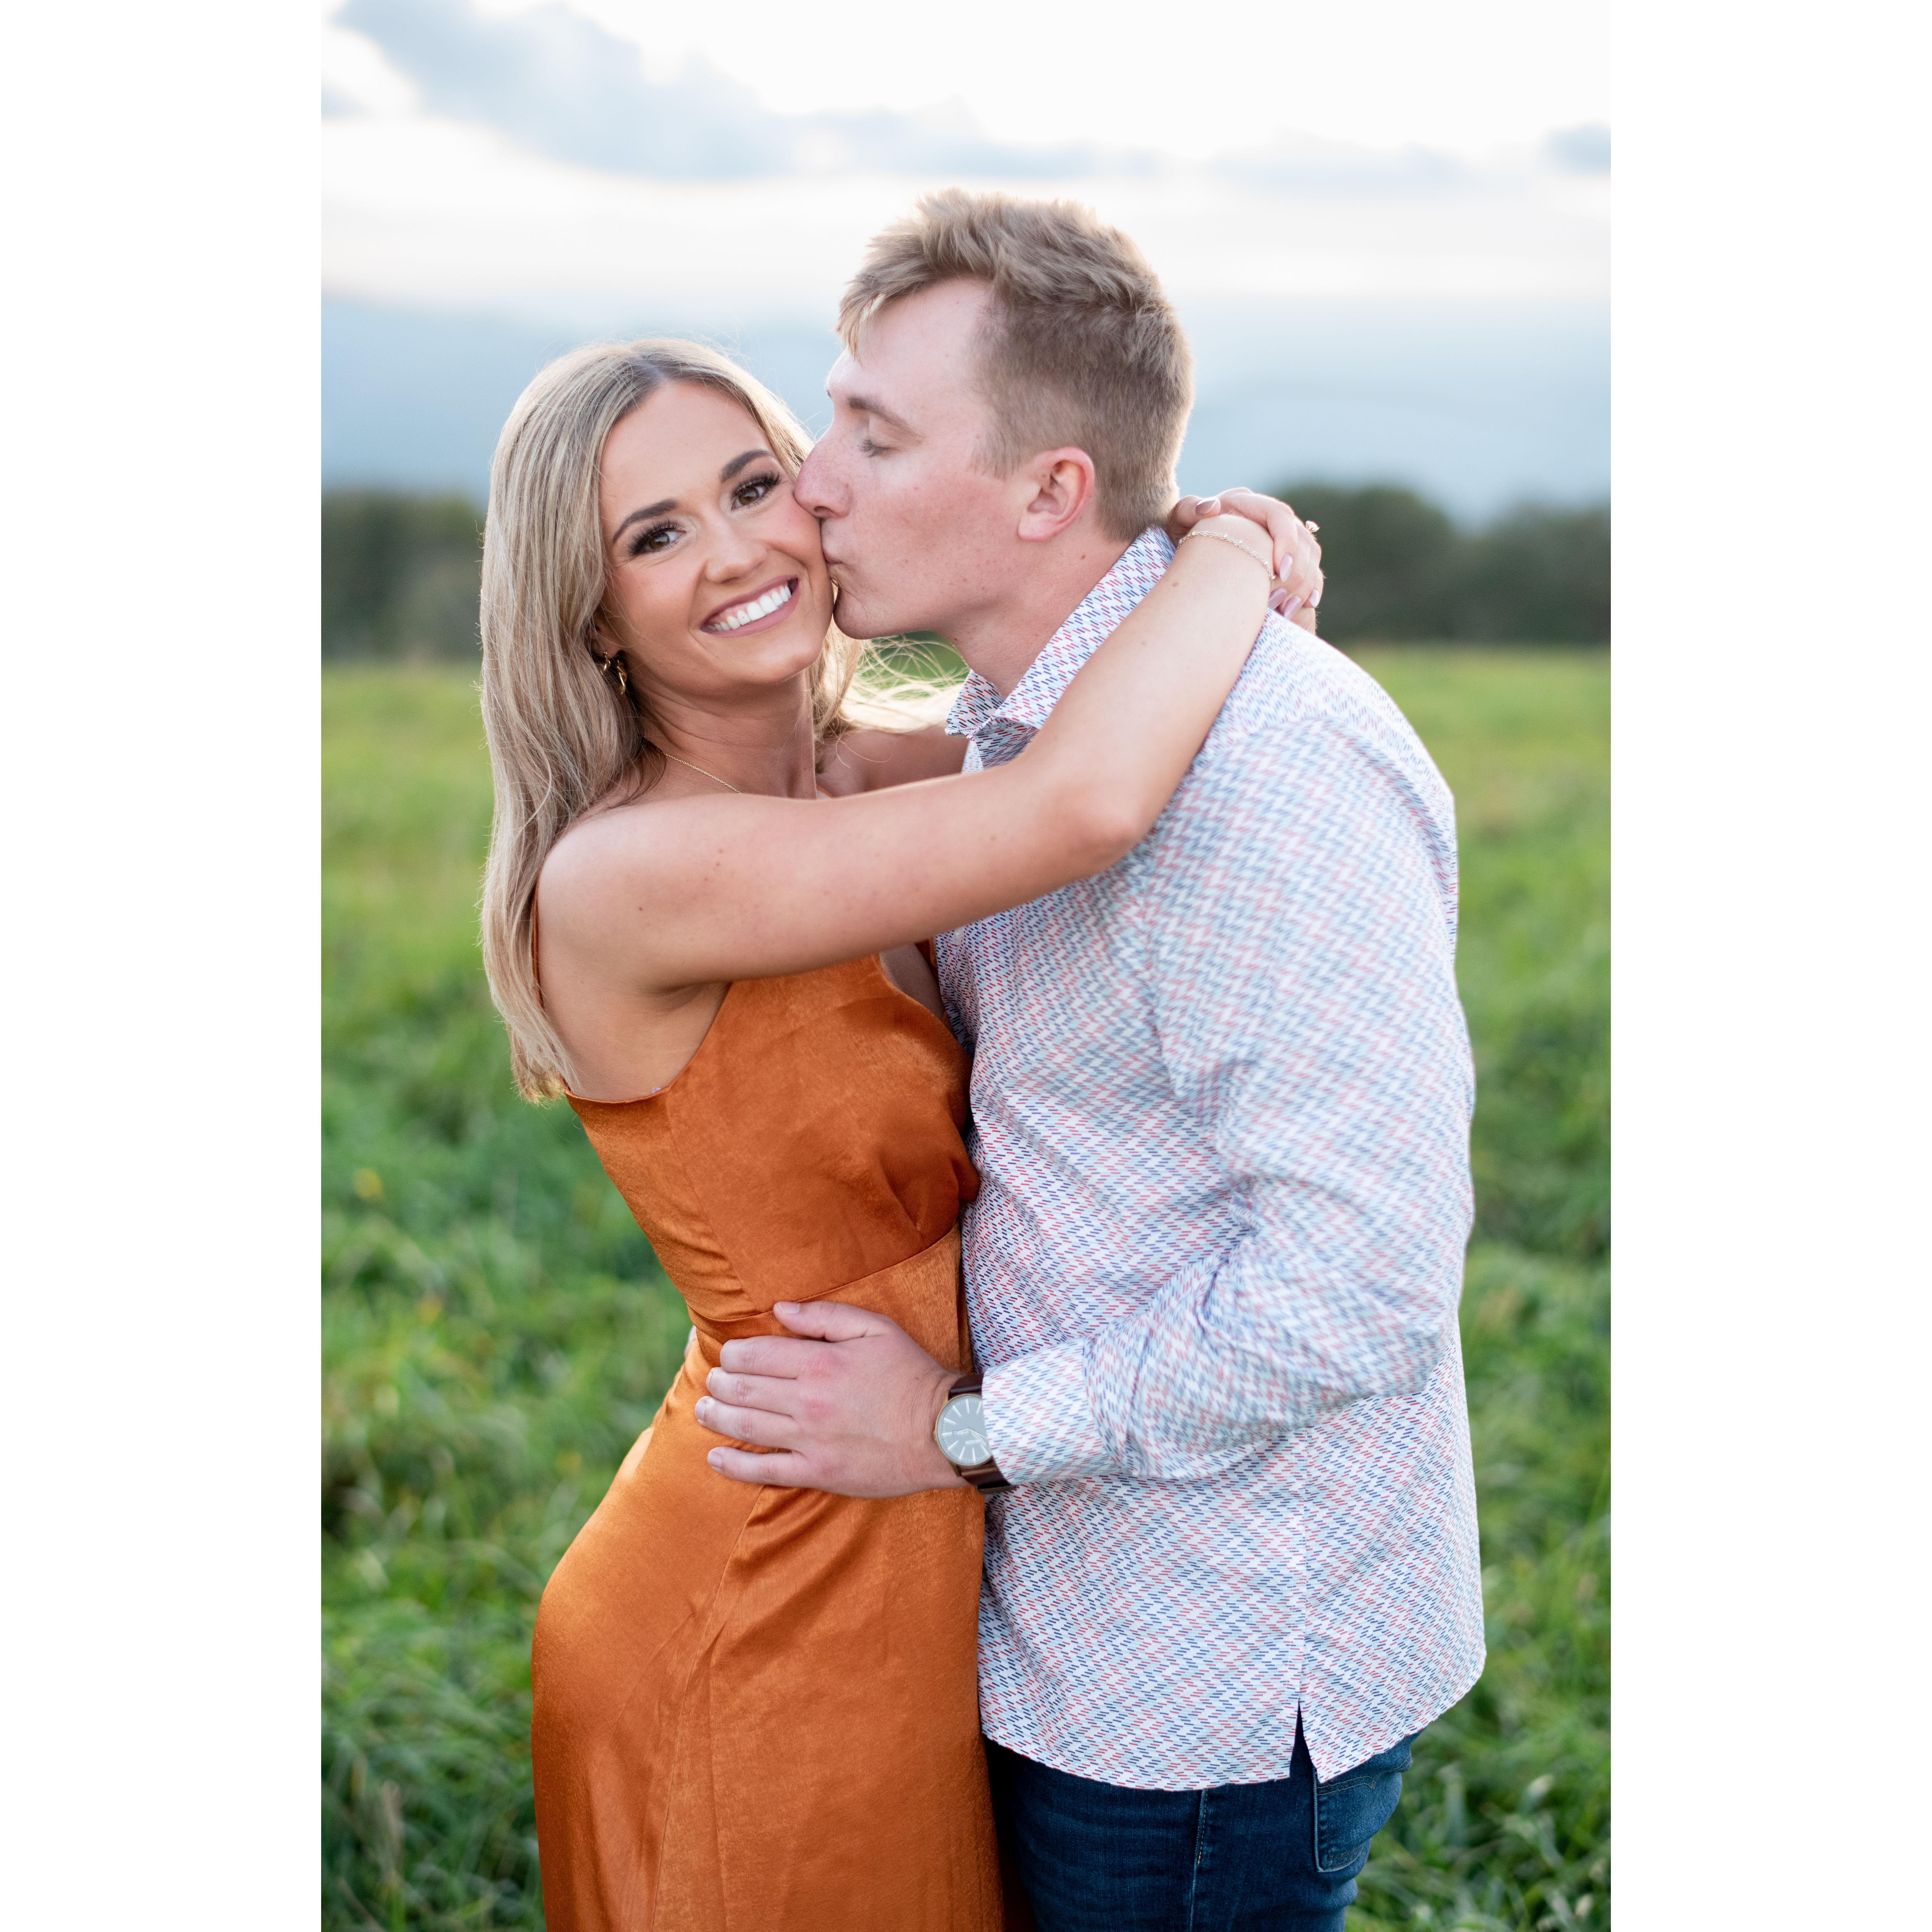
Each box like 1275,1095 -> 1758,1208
1167,487 -> 1323,630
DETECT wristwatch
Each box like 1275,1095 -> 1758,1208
934,1375 -> 1014,1494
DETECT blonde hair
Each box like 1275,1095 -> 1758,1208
478,337 -> 938,1101
838,189 -> 1193,540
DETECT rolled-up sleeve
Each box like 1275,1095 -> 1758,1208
984,716 -> 1475,1484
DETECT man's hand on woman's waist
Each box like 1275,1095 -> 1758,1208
697,1301 -> 966,1497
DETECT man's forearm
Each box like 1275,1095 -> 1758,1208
983,1232 -> 1461,1487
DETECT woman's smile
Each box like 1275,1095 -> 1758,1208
702,575 -> 801,636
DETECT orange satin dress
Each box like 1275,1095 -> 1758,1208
531,953 -> 1006,1932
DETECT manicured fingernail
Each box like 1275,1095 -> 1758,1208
1284,595 -> 1304,616
1199,497 -> 1221,515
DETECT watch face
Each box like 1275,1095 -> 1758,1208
937,1393 -> 991,1468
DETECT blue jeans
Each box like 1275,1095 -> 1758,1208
988,1722 -> 1415,1932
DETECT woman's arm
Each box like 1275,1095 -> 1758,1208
540,514 -> 1273,994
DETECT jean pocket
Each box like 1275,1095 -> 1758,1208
1312,1735 -> 1414,1875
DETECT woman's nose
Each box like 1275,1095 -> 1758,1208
707,522 -> 763,577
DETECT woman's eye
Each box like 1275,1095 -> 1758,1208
631,522 -> 678,557
732,472 -> 781,508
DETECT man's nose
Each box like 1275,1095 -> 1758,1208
794,443 -> 839,519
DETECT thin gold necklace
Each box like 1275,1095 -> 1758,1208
658,749 -> 743,795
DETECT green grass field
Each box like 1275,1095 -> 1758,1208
322,648 -> 1608,1930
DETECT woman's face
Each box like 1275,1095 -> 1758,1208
595,382 -> 833,709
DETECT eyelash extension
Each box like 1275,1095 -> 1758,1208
733,471 -> 782,505
630,521 -> 679,558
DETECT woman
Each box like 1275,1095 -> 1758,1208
478,338 -> 1317,1931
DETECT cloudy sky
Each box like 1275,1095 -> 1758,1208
321,0 -> 1610,513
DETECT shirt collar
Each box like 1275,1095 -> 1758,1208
944,526 -> 1176,741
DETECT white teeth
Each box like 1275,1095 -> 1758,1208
708,581 -> 795,632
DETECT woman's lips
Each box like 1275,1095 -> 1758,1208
702,577 -> 799,635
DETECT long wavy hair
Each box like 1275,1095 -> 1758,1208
478,338 -> 934,1101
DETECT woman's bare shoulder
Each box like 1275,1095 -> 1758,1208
537,781 -> 689,934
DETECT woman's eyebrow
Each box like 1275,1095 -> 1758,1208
610,496 -> 678,544
719,448 -> 771,482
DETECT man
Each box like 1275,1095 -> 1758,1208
695,190 -> 1484,1930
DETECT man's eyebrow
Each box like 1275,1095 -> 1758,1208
839,391 -> 918,438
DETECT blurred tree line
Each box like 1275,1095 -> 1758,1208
320,482 -> 1609,657
323,492 -> 485,660
1271,482 -> 1609,645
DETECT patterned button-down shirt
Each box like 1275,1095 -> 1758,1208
936,528 -> 1485,1789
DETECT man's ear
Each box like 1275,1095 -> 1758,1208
1014,447 -> 1098,544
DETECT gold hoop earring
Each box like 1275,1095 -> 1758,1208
598,651 -> 628,696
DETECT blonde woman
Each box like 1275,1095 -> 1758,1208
478,338 -> 1317,1932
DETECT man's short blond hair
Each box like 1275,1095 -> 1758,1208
838,189 -> 1193,540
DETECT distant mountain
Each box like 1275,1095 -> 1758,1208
322,295 -> 1607,521
1178,298 -> 1608,519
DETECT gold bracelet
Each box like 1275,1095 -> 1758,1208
1182,526 -> 1273,577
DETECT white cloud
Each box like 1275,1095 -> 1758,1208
322,113 -> 1607,319
331,0 -> 1150,180
321,21 -> 421,117
558,0 -> 1610,163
